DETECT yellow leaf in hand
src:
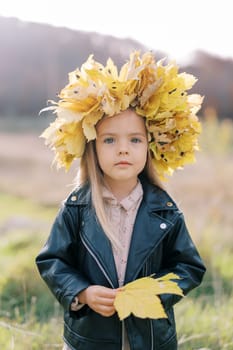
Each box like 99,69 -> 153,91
114,290 -> 167,320
114,274 -> 183,321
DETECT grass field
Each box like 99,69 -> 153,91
0,116 -> 233,349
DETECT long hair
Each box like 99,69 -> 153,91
76,136 -> 163,250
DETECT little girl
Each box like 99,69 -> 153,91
36,51 -> 206,350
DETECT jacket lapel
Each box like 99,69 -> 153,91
124,200 -> 173,284
81,208 -> 119,288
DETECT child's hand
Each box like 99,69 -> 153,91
78,285 -> 118,317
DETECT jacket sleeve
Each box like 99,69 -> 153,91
35,203 -> 91,316
159,212 -> 206,310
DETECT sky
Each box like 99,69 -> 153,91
1,0 -> 232,63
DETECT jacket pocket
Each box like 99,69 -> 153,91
64,316 -> 121,350
64,329 -> 118,350
152,309 -> 177,349
159,333 -> 177,350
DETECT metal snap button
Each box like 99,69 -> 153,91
166,202 -> 173,207
71,195 -> 77,201
160,223 -> 167,229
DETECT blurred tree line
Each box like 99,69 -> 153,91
0,16 -> 233,119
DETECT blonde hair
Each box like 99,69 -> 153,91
76,134 -> 163,250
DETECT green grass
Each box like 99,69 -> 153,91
0,317 -> 63,350
0,194 -> 60,323
0,192 -> 56,222
0,194 -> 63,349
176,294 -> 233,349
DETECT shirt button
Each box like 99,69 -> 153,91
71,195 -> 77,201
160,223 -> 167,229
166,201 -> 173,207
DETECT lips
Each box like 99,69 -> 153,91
115,161 -> 132,166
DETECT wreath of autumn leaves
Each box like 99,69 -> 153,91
40,51 -> 203,180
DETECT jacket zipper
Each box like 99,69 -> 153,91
150,319 -> 154,350
122,321 -> 125,350
144,261 -> 154,350
80,233 -> 115,288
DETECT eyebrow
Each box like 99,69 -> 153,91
98,132 -> 147,137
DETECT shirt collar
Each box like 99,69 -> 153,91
102,181 -> 143,211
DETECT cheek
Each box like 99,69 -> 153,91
96,145 -> 109,170
142,155 -> 148,169
96,143 -> 103,161
139,146 -> 148,164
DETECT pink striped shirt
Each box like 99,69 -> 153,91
103,181 -> 143,286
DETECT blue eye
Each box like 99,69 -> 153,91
131,137 -> 142,143
104,137 -> 114,144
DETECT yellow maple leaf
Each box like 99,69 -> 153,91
114,273 -> 183,321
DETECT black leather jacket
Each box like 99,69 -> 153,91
36,179 -> 206,350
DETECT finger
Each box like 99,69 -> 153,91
97,305 -> 116,317
91,302 -> 114,313
97,297 -> 115,306
97,287 -> 117,298
96,286 -> 117,296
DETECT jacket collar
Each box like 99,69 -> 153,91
65,182 -> 91,206
66,179 -> 177,212
140,177 -> 178,212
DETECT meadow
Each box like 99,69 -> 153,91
0,114 -> 233,349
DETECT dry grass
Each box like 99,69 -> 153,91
0,133 -> 77,205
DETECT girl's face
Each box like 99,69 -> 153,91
95,109 -> 148,190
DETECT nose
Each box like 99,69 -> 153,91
118,140 -> 129,155
119,149 -> 129,155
